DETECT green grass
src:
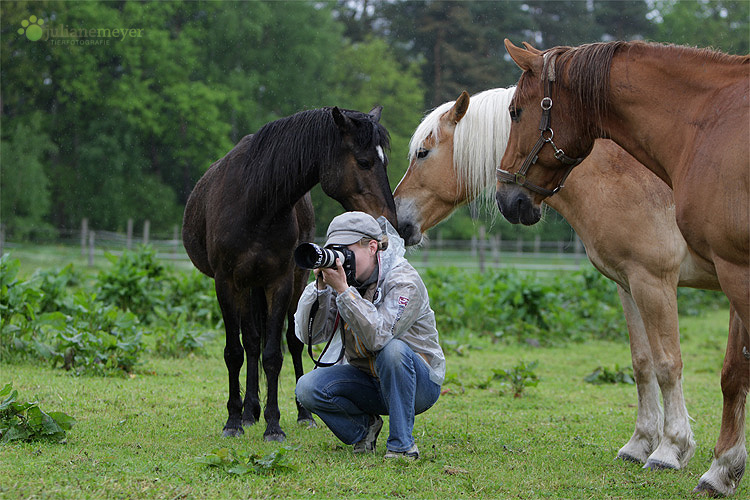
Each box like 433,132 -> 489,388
2,308 -> 746,499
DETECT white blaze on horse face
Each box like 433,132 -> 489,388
376,145 -> 385,164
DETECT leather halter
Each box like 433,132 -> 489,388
497,54 -> 585,198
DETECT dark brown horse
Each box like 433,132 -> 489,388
183,106 -> 396,441
496,40 -> 748,496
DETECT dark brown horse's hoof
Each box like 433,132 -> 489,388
264,432 -> 286,442
298,418 -> 317,429
222,426 -> 244,438
693,480 -> 724,497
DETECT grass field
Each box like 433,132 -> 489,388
2,305 -> 746,499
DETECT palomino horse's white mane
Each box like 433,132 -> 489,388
408,87 -> 516,210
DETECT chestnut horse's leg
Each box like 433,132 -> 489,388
696,306 -> 749,496
261,279 -> 293,442
240,289 -> 262,427
616,285 -> 663,464
214,274 -> 245,437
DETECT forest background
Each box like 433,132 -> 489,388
2,0 -> 748,242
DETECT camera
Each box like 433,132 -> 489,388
294,242 -> 357,284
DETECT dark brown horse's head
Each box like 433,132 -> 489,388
496,39 -> 609,225
322,106 -> 397,228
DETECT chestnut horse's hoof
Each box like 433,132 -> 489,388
693,480 -> 724,497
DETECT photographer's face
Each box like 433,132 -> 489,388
348,239 -> 378,282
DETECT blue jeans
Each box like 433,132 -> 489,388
295,338 -> 441,452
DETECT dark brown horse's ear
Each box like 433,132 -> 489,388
332,106 -> 354,132
368,106 -> 383,122
443,91 -> 470,125
522,41 -> 543,55
505,38 -> 543,75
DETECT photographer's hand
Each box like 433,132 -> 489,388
318,259 -> 348,294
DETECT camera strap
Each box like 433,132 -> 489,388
306,298 -> 346,368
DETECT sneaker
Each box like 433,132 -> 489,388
384,443 -> 419,460
352,415 -> 383,454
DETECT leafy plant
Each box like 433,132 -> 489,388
195,447 -> 297,475
96,246 -> 167,320
584,365 -> 635,385
0,382 -> 75,443
492,360 -> 539,398
50,292 -> 143,376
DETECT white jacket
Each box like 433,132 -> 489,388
295,218 -> 445,385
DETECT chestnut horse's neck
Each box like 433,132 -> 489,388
588,43 -> 750,188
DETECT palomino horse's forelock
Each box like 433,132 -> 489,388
409,88 -> 515,213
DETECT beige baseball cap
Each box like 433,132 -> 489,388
325,211 -> 383,247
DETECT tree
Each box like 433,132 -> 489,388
652,0 -> 748,54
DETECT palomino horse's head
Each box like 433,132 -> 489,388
393,92 -> 470,245
496,39 -> 597,226
322,106 -> 398,228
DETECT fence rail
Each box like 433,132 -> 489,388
1,220 -> 590,273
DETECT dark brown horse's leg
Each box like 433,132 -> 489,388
286,310 -> 315,426
240,289 -> 262,428
261,282 -> 292,442
695,306 -> 749,496
215,275 -> 245,437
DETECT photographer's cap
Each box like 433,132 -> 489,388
325,211 -> 383,247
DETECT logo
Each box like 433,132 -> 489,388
16,14 -> 144,46
18,15 -> 44,41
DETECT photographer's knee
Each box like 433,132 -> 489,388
295,372 -> 316,409
377,338 -> 410,371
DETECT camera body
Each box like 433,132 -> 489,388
294,242 -> 357,284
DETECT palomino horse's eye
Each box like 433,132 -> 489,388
509,106 -> 523,122
416,148 -> 429,159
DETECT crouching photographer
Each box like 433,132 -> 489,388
294,211 -> 444,460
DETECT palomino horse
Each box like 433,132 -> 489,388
183,106 -> 396,441
496,40 -> 749,496
395,86 -> 719,473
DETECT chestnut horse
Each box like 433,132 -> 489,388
395,86 -> 720,473
183,106 -> 396,441
496,40 -> 748,496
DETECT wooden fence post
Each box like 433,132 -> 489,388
127,218 -> 134,249
88,231 -> 95,267
81,218 -> 88,256
143,220 -> 150,245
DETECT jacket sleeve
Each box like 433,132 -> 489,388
294,281 -> 339,345
335,268 -> 424,352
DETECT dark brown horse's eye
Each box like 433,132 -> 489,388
357,158 -> 372,170
416,148 -> 429,159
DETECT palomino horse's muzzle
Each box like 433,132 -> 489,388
496,53 -> 585,198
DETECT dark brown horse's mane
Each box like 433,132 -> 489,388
514,41 -> 748,138
237,107 -> 390,204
